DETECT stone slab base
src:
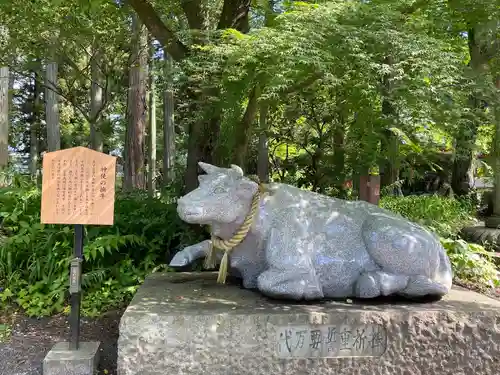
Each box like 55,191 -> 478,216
117,272 -> 500,375
43,341 -> 100,375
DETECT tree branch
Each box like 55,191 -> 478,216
126,0 -> 189,61
10,66 -> 91,122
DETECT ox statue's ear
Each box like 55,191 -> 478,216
230,164 -> 244,177
198,162 -> 224,175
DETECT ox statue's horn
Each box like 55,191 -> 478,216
230,164 -> 244,177
198,162 -> 224,175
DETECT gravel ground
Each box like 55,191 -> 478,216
0,309 -> 123,375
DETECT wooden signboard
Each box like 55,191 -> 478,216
41,146 -> 117,225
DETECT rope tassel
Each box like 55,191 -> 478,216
203,241 -> 217,270
217,252 -> 230,284
206,179 -> 264,284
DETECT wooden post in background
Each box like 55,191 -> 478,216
359,175 -> 380,206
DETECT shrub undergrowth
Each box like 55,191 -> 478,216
0,176 -> 498,318
0,174 -> 204,317
380,195 -> 475,238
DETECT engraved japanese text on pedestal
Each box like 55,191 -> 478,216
276,324 -> 387,358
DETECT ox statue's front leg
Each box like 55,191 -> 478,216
169,240 -> 213,268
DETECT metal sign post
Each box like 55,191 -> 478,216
69,224 -> 84,350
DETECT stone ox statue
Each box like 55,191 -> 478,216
170,162 -> 453,301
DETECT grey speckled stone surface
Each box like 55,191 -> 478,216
172,162 -> 452,300
117,272 -> 500,375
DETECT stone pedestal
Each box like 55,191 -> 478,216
117,272 -> 500,375
461,224 -> 500,249
43,341 -> 100,375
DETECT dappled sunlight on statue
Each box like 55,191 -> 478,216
170,162 -> 453,301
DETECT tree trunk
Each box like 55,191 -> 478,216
45,60 -> 61,152
0,67 -> 8,168
184,91 -> 220,192
30,66 -> 42,178
218,0 -> 251,32
451,127 -> 477,196
124,15 -> 149,191
184,116 -> 204,191
163,50 -> 175,185
257,101 -> 269,182
333,123 -> 346,196
127,0 -> 189,61
379,56 -> 399,190
234,85 -> 260,169
451,28 -> 484,196
148,42 -> 157,196
90,44 -> 104,152
8,70 -> 14,116
128,0 -> 252,193
492,121 -> 500,218
255,1 -> 275,183
184,0 -> 252,192
486,77 -> 500,223
380,129 -> 400,188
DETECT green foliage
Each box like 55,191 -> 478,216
181,0 -> 474,188
0,175 -> 203,317
441,238 -> 500,289
0,0 -> 131,158
380,195 -> 475,238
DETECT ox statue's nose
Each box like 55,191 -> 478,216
177,197 -> 204,222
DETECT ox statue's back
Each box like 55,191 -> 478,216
170,162 -> 453,300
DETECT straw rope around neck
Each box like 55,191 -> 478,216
204,177 -> 265,284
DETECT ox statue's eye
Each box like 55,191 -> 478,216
213,186 -> 225,194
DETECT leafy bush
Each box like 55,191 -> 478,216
0,175 -> 204,317
441,238 -> 500,289
380,195 -> 475,238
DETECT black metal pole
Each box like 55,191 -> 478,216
69,224 -> 84,350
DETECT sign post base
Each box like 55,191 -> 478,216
43,341 -> 100,375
